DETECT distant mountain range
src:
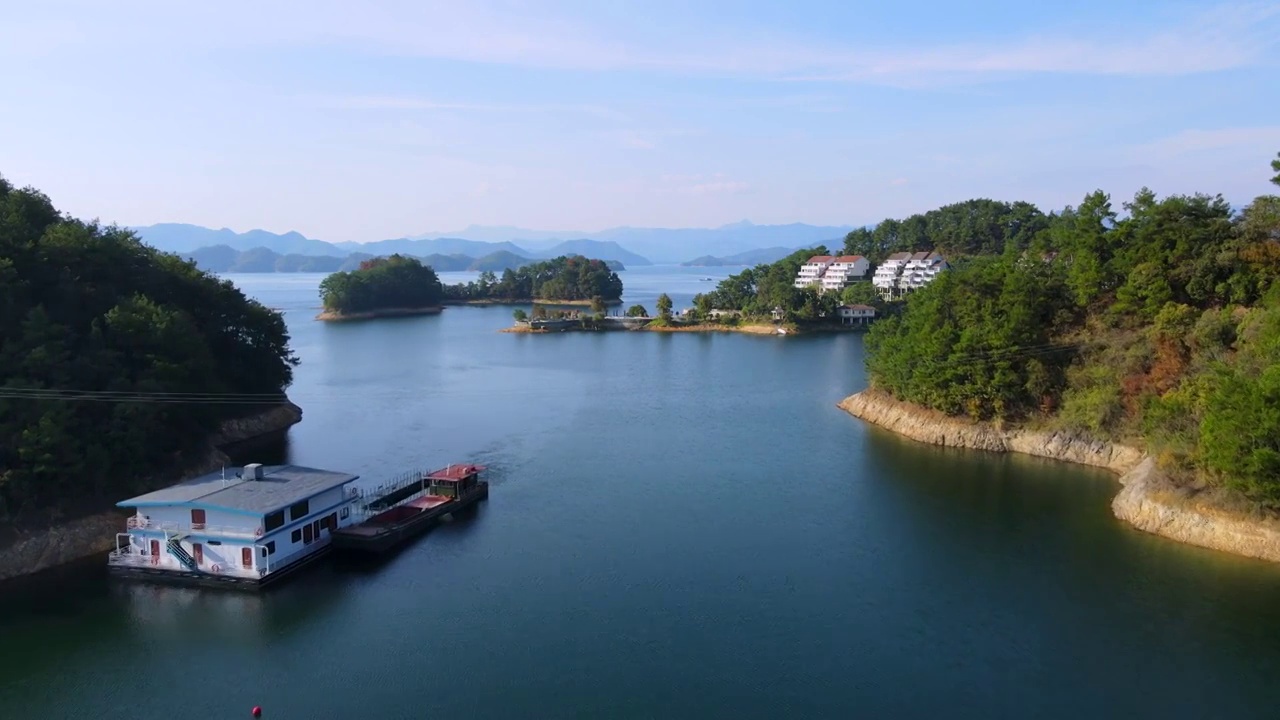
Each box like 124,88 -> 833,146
184,245 -> 625,274
680,246 -> 800,267
132,223 -> 651,266
131,219 -> 853,265
410,220 -> 852,262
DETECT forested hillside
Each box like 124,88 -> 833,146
0,175 -> 298,520
865,153 -> 1280,506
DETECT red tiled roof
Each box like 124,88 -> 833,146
426,464 -> 486,482
834,255 -> 865,263
806,255 -> 835,264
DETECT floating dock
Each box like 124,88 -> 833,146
331,464 -> 488,555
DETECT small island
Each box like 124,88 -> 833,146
317,254 -> 444,321
442,255 -> 623,306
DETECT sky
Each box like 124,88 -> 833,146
1,0 -> 1279,243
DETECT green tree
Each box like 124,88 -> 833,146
656,293 -> 673,321
589,295 -> 606,315
512,308 -> 528,322
625,304 -> 648,318
839,282 -> 879,307
1271,150 -> 1280,187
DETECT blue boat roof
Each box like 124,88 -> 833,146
117,465 -> 359,515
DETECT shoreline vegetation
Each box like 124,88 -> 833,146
846,151 -> 1280,562
840,390 -> 1280,563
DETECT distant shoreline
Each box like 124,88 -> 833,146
646,323 -> 787,335
315,306 -> 444,321
502,321 -> 870,336
444,297 -> 623,307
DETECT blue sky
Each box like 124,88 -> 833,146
2,0 -> 1278,242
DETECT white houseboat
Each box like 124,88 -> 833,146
108,463 -> 361,589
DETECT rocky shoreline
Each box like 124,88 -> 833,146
0,400 -> 304,582
839,389 -> 1280,564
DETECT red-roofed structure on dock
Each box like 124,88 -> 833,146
426,464 -> 486,482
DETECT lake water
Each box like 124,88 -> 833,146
5,266 -> 1280,718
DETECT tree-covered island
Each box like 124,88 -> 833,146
0,174 -> 299,522
862,152 -> 1280,509
318,254 -> 623,320
442,255 -> 623,305
317,254 -> 445,320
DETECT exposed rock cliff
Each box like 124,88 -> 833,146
0,400 -> 303,582
1113,458 -> 1280,563
840,389 -> 1280,564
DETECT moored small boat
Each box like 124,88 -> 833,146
331,464 -> 488,555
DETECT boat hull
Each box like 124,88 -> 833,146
106,545 -> 332,592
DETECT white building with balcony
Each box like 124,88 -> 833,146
109,463 -> 362,588
793,255 -> 835,289
898,251 -> 949,292
872,251 -> 948,298
872,252 -> 911,297
820,255 -> 870,292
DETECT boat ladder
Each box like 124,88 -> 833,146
165,533 -> 199,572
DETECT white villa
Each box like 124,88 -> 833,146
820,255 -> 870,292
838,304 -> 876,325
793,255 -> 834,289
109,463 -> 362,588
794,254 -> 869,292
872,251 -> 949,298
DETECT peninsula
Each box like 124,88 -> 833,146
841,151 -> 1280,562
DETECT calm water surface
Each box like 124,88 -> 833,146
4,267 -> 1280,719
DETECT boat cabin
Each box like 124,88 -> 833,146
425,464 -> 485,499
109,463 -> 361,585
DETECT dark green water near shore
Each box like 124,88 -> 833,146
4,268 -> 1280,719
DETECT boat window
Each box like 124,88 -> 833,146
340,507 -> 350,520
207,540 -> 222,546
262,541 -> 276,557
303,524 -> 313,544
327,513 -> 337,530
263,510 -> 286,532
289,500 -> 310,521
291,529 -> 302,543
